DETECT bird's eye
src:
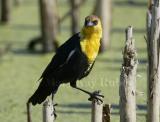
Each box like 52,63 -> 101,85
84,20 -> 88,26
93,20 -> 98,25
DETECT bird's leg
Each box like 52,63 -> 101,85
50,82 -> 60,119
70,82 -> 104,103
51,93 -> 54,105
51,93 -> 57,119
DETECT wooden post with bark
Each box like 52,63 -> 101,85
92,0 -> 112,52
146,0 -> 160,122
103,104 -> 111,122
69,0 -> 80,35
119,26 -> 137,122
91,91 -> 103,122
0,0 -> 11,23
43,100 -> 55,122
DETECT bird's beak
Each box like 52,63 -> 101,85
85,21 -> 94,27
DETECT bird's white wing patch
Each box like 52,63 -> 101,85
66,49 -> 76,63
59,49 -> 76,68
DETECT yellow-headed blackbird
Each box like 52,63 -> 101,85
28,15 -> 103,105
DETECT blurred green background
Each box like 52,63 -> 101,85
0,0 -> 148,122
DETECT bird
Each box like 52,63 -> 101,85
27,15 -> 104,106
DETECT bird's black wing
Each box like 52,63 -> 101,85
29,33 -> 82,105
39,33 -> 81,79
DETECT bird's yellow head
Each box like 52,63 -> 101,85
81,15 -> 102,38
80,15 -> 102,63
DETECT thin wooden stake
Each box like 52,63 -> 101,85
91,92 -> 103,122
103,104 -> 111,122
27,102 -> 32,122
119,26 -> 137,122
43,100 -> 55,122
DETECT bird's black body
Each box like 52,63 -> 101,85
28,15 -> 103,107
41,33 -> 93,82
28,33 -> 94,105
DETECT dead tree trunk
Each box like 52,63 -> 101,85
28,0 -> 59,52
39,0 -> 58,52
146,0 -> 160,122
0,0 -> 11,23
69,0 -> 80,35
92,0 -> 112,52
119,26 -> 137,122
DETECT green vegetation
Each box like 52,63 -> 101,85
0,0 -> 147,122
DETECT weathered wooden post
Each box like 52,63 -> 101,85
119,26 -> 137,122
146,0 -> 160,122
91,91 -> 103,122
92,0 -> 112,52
103,104 -> 111,122
43,100 -> 55,122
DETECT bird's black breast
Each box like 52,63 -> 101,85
53,47 -> 92,83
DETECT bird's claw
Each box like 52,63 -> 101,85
51,103 -> 58,119
88,90 -> 104,104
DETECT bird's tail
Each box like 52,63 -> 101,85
28,78 -> 59,105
